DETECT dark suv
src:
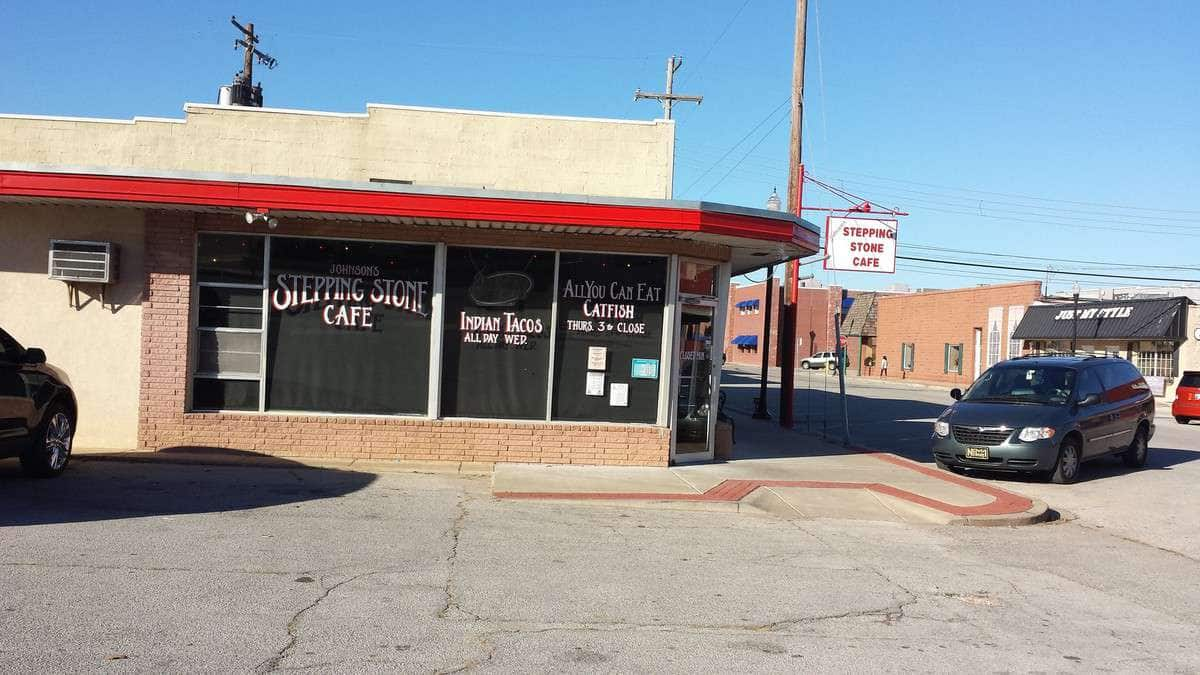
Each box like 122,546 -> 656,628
931,356 -> 1154,484
0,327 -> 77,477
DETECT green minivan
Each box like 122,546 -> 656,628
931,356 -> 1155,484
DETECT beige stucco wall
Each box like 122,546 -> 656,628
0,103 -> 675,198
1173,306 -> 1200,401
0,205 -> 144,448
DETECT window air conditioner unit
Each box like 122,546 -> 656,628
48,240 -> 120,284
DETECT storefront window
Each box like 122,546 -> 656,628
552,253 -> 667,423
440,247 -> 555,419
192,234 -> 265,411
265,236 -> 434,414
679,261 -> 717,297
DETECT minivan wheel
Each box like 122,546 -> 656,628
1121,426 -> 1149,468
1050,437 -> 1082,484
1176,416 -> 1192,425
20,405 -> 74,478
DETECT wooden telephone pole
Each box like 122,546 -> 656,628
778,0 -> 807,429
229,16 -> 278,107
634,56 -> 703,119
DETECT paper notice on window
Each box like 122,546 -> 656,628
587,346 -> 607,370
609,382 -> 629,407
586,371 -> 605,396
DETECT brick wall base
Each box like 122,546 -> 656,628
137,210 -> 701,467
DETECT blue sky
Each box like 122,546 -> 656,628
2,1 -> 1197,295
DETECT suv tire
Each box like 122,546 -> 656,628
1050,437 -> 1082,484
1121,426 -> 1149,468
20,404 -> 74,478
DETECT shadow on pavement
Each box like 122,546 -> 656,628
0,447 -> 377,527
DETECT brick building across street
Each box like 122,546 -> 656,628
873,281 -> 1043,387
723,280 -> 844,367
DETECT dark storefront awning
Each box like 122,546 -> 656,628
735,299 -> 760,310
1012,297 -> 1191,341
731,335 -> 759,346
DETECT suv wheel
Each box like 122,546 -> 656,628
20,405 -> 74,478
1121,426 -> 1149,468
1050,437 -> 1082,484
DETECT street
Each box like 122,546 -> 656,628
721,365 -> 1200,560
3,445 -> 1200,671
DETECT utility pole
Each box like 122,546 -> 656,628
779,0 -> 807,429
634,56 -> 703,120
228,16 -> 278,107
1071,282 -> 1080,355
752,265 -> 775,420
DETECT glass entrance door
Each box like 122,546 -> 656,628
675,304 -> 715,458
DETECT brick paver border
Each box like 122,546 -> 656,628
494,451 -> 1034,517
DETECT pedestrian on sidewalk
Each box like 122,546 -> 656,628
881,355 -> 889,378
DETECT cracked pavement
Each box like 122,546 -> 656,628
2,459 -> 1199,672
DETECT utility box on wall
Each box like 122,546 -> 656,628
48,240 -> 120,284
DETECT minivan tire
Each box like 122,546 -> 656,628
1176,416 -> 1192,425
1121,426 -> 1149,468
20,404 -> 75,478
1050,437 -> 1082,484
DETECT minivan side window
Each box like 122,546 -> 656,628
1076,369 -> 1104,403
1096,363 -> 1127,390
1097,362 -> 1143,401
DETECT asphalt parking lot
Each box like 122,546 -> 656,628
721,366 -> 1200,559
3,458 -> 1200,672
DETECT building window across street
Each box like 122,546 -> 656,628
1136,342 -> 1176,378
944,343 -> 964,375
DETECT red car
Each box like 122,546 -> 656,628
1173,371 -> 1200,424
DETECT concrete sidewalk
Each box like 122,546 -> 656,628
493,414 -> 1049,526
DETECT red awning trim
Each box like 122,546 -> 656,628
0,169 -> 818,250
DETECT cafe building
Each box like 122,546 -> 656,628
0,101 -> 818,466
1012,296 -> 1199,398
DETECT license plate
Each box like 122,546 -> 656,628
1193,393 -> 1200,400
965,447 -> 990,460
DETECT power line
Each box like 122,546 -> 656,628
815,167 -> 1200,215
818,179 -> 1200,228
701,105 -> 791,198
897,255 -> 1200,283
678,95 -> 791,196
677,0 -> 753,87
900,243 -> 1199,272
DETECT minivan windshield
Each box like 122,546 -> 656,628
961,366 -> 1076,405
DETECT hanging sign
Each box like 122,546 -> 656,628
824,217 -> 898,273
